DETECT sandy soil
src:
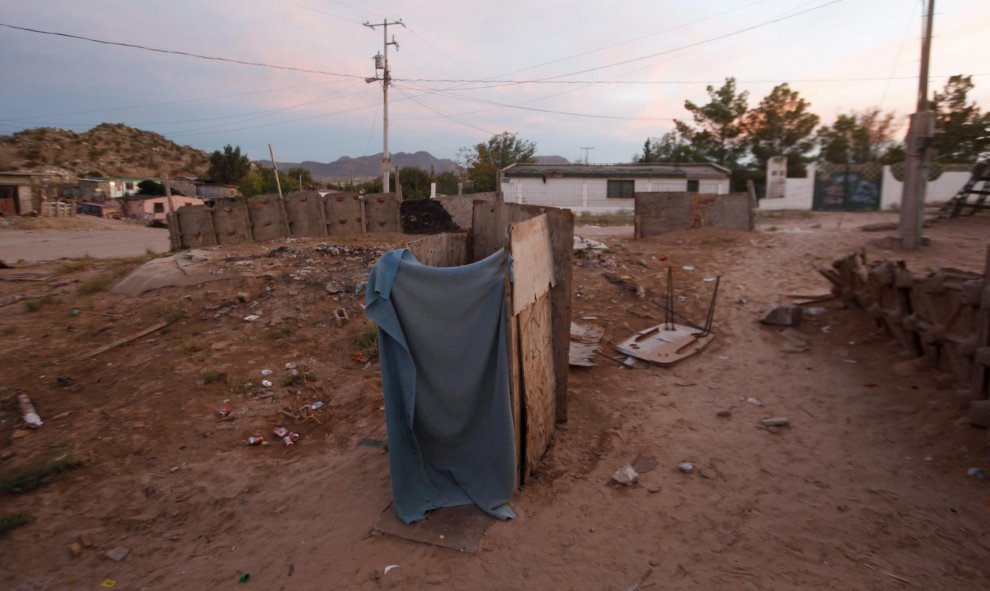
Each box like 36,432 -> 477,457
0,212 -> 988,590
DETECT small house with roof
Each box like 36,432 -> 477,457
501,163 -> 731,211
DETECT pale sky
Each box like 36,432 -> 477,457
1,0 -> 987,165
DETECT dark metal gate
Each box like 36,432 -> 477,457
813,162 -> 883,211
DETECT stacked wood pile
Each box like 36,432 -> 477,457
819,246 -> 990,430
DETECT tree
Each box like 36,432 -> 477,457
637,131 -> 707,163
208,145 -> 251,184
135,179 -> 184,196
136,179 -> 166,196
930,75 -> 990,163
435,170 -> 460,195
286,167 -> 315,190
459,131 -> 536,192
673,77 -> 749,168
238,164 -> 297,198
816,107 -> 902,165
397,167 -> 432,199
745,83 -> 820,176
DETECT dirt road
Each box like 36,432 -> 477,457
0,211 -> 988,590
0,225 -> 169,262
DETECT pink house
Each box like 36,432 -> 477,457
125,196 -> 205,224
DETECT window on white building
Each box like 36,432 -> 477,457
606,179 -> 634,198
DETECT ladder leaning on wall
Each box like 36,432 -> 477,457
938,156 -> 990,218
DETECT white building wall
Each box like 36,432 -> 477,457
505,176 -> 728,212
760,163 -> 973,211
880,167 -> 971,210
759,163 -> 816,210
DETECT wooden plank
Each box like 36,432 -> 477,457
517,294 -> 555,482
506,266 -> 523,489
79,321 -> 168,361
615,323 -> 716,367
472,201 -> 574,424
509,214 -> 555,315
373,503 -> 494,554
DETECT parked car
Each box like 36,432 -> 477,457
77,202 -> 121,219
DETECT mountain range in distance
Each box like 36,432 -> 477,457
260,152 -> 571,181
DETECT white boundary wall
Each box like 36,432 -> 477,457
759,163 -> 972,210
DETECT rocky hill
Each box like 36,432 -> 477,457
0,123 -> 211,178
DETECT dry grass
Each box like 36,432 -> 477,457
576,210 -> 635,226
0,454 -> 86,495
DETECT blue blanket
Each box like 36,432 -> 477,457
366,248 -> 516,524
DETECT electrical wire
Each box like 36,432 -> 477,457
393,86 -> 496,136
394,82 -> 674,122
0,22 -> 364,79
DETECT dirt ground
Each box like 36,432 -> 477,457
0,216 -> 170,263
1,211 -> 988,590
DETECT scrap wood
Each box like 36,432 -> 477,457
786,293 -> 836,305
78,321 -> 168,360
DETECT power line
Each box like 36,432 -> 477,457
522,0 -> 845,82
394,83 -> 674,122
489,0 -> 772,79
393,86 -> 495,137
395,73 -> 986,88
0,22 -> 364,79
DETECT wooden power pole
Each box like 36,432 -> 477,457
899,0 -> 936,250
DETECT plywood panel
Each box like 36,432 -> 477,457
473,201 -> 573,424
517,294 -> 555,481
509,214 -> 555,315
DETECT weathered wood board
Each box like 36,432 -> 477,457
473,201 -> 573,424
510,214 -> 556,482
517,294 -> 555,482
509,215 -> 555,315
374,503 -> 494,554
616,323 -> 716,367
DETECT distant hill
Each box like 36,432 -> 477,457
0,123 -> 210,178
261,151 -> 460,182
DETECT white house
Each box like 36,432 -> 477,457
501,163 -> 732,212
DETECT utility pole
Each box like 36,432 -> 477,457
364,18 -> 405,194
899,0 -> 936,250
580,146 -> 595,164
